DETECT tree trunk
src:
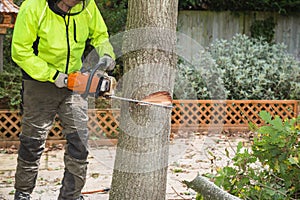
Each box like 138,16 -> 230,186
183,175 -> 241,200
109,1 -> 178,200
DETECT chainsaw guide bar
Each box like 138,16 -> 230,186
67,62 -> 173,108
109,92 -> 173,109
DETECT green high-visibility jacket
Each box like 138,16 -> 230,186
11,0 -> 115,83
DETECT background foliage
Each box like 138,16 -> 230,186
175,34 -> 300,100
0,30 -> 21,109
210,34 -> 300,100
96,0 -> 128,35
250,17 -> 276,43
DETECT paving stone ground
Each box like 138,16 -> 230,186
0,133 -> 249,200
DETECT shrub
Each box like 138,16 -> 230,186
174,55 -> 225,100
175,34 -> 300,100
208,111 -> 300,199
0,69 -> 22,109
0,30 -> 22,109
210,34 -> 300,99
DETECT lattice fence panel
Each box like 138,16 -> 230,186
171,100 -> 298,131
0,109 -> 120,141
0,100 -> 298,142
0,110 -> 21,140
48,117 -> 64,140
47,110 -> 120,140
87,109 -> 120,139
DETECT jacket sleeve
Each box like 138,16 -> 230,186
87,0 -> 116,60
11,2 -> 58,82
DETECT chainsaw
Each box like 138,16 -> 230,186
66,61 -> 173,108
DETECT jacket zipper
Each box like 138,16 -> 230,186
64,15 -> 71,74
73,19 -> 77,43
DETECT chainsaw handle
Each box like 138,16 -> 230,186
81,61 -> 106,98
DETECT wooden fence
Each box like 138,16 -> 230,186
178,11 -> 300,61
0,100 -> 298,146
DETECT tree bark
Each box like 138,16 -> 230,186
183,175 -> 241,200
109,1 -> 178,200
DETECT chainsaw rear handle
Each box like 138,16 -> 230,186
81,61 -> 106,99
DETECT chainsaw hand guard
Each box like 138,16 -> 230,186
95,75 -> 116,98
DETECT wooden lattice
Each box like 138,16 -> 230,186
171,100 -> 299,131
0,110 -> 21,140
0,100 -> 298,143
87,109 -> 120,138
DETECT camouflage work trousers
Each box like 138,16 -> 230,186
15,80 -> 89,199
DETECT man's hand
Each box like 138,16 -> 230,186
98,55 -> 116,71
95,70 -> 105,78
54,72 -> 68,88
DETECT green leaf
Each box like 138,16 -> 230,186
259,110 -> 272,124
288,157 -> 299,165
236,142 -> 243,153
258,126 -> 273,134
270,116 -> 283,131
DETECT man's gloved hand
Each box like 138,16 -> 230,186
95,70 -> 106,78
54,72 -> 68,88
98,55 -> 116,71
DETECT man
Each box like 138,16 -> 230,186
11,0 -> 115,199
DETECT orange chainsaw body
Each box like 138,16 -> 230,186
67,72 -> 100,94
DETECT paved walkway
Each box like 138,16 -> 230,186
0,134 -> 248,200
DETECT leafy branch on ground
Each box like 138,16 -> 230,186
203,111 -> 300,199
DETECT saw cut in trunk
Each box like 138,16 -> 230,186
139,91 -> 172,106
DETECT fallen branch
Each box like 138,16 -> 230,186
182,175 -> 241,200
81,188 -> 110,195
170,185 -> 189,200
